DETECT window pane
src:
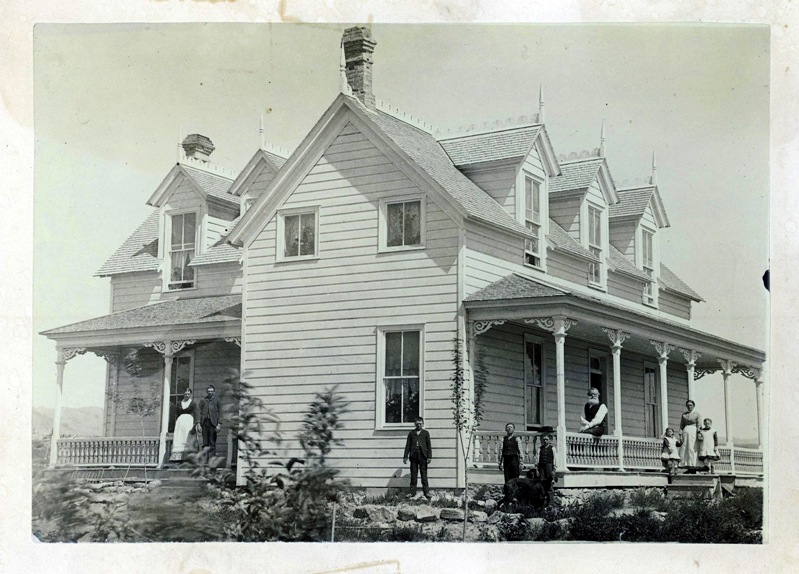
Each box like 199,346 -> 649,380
184,250 -> 194,282
284,215 -> 299,257
385,379 -> 402,423
525,178 -> 533,221
404,201 -> 421,245
300,213 -> 316,256
403,378 -> 420,422
385,332 -> 402,376
183,213 -> 196,246
532,180 -> 540,221
171,215 -> 183,248
402,331 -> 420,376
387,203 -> 403,247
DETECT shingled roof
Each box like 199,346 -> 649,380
262,150 -> 288,170
353,100 -> 533,239
548,219 -> 598,261
549,158 -> 603,194
609,186 -> 654,218
41,294 -> 242,336
181,164 -> 238,206
95,211 -> 161,277
464,273 -> 568,302
189,242 -> 241,266
607,245 -> 652,281
660,263 -> 703,301
438,125 -> 542,167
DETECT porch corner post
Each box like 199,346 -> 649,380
603,328 -> 630,471
49,348 -> 67,467
651,341 -> 675,435
719,359 -> 737,473
680,349 -> 701,402
755,373 -> 764,450
550,318 -> 576,472
158,345 -> 174,469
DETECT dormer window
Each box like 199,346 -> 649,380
641,228 -> 656,306
168,212 -> 196,290
588,206 -> 603,285
524,176 -> 542,268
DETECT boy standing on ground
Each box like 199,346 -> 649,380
537,434 -> 557,505
403,416 -> 432,499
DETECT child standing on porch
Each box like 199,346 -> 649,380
661,428 -> 682,475
698,418 -> 720,473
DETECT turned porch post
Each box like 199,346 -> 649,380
528,317 -> 577,471
603,328 -> 630,471
651,341 -> 675,434
49,347 -> 86,467
680,349 -> 701,402
755,374 -> 764,449
719,359 -> 737,473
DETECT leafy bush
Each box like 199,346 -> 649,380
629,487 -> 667,511
725,487 -> 763,530
660,497 -> 761,544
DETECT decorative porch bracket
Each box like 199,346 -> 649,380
733,366 -> 764,449
472,320 -> 506,338
678,348 -> 701,401
525,317 -> 577,471
145,340 -> 196,468
602,328 -> 630,471
650,340 -> 676,437
718,359 -> 738,472
224,337 -> 242,347
49,347 -> 87,467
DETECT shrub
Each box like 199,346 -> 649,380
660,496 -> 761,544
725,487 -> 763,530
629,487 -> 667,511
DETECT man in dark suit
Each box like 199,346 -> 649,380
196,385 -> 222,457
403,416 -> 432,499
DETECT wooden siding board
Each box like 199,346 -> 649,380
110,273 -> 162,312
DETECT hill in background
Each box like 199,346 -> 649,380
32,406 -> 103,437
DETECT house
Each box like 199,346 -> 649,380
42,26 -> 765,490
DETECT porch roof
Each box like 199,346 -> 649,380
464,274 -> 764,368
41,295 -> 242,340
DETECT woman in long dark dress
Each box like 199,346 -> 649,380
170,388 -> 199,461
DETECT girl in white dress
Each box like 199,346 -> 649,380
661,428 -> 682,476
697,418 -> 720,473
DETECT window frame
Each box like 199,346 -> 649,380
523,174 -> 544,269
587,204 -> 603,286
164,208 -> 201,292
643,362 -> 660,438
276,206 -> 320,262
375,325 -> 425,429
378,195 -> 426,253
167,350 -> 195,433
523,333 -> 547,430
640,226 -> 658,307
588,348 -> 609,411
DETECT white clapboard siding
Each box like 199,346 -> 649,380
549,196 -> 581,240
461,166 -> 517,216
659,289 -> 691,320
246,164 -> 279,199
242,121 -> 462,487
110,273 -> 162,312
164,178 -> 202,211
609,220 -> 636,258
192,263 -> 243,297
544,250 -> 588,285
608,272 -> 644,304
666,364 -> 690,427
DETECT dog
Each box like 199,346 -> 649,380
499,468 -> 548,511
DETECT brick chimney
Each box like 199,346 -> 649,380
342,26 -> 377,109
181,134 -> 215,162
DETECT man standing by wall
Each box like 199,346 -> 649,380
403,416 -> 432,499
197,385 -> 222,457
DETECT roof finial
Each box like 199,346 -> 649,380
177,127 -> 183,162
538,83 -> 545,124
599,119 -> 606,157
650,150 -> 657,185
259,113 -> 265,150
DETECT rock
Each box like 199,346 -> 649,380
440,508 -> 465,521
470,511 -> 488,523
145,479 -> 162,490
415,505 -> 438,522
484,499 -> 497,515
527,517 -> 546,528
481,524 -> 501,542
609,507 -> 637,518
397,505 -> 417,521
366,506 -> 395,524
89,482 -> 108,491
476,500 -> 485,508
487,511 -> 505,525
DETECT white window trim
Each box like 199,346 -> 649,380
167,349 -> 195,435
378,194 -> 426,253
276,206 -> 320,262
638,225 -> 658,307
162,207 -> 203,293
643,361 -> 660,438
375,324 -> 425,430
523,333 -> 547,429
588,348 -> 609,405
582,200 -> 607,291
521,172 -> 547,271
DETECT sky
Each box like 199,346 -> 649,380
32,23 -> 769,443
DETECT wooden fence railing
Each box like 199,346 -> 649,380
56,436 -> 162,466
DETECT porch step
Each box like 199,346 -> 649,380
666,474 -> 721,500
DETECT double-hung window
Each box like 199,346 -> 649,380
279,208 -> 318,260
169,212 -> 196,290
381,329 -> 421,425
643,364 -> 659,437
588,206 -> 602,285
382,197 -> 424,250
524,335 -> 544,428
168,353 -> 194,432
642,229 -> 655,305
524,177 -> 542,268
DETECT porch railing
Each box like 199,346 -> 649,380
472,431 -> 763,476
56,436 -> 161,466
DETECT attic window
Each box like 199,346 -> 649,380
524,176 -> 542,268
642,229 -> 656,306
588,206 -> 602,285
168,212 -> 196,290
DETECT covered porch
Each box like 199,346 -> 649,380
463,274 -> 766,485
41,295 -> 242,469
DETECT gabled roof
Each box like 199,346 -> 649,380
146,163 -> 238,208
610,184 -> 670,228
607,244 -> 651,281
439,125 -> 542,166
228,149 -> 288,197
95,211 -> 160,277
228,94 -> 533,247
547,219 -> 598,262
41,294 -> 241,337
189,243 -> 241,266
464,273 -> 568,302
549,156 -> 619,206
660,263 -> 703,301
